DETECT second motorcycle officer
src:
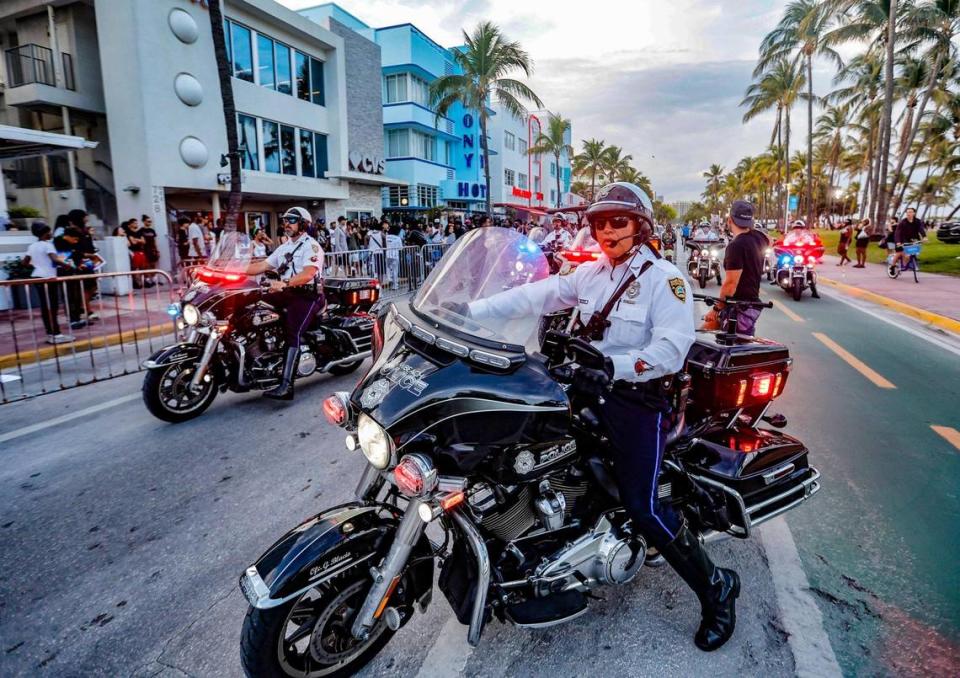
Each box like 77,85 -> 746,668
246,206 -> 324,400
469,182 -> 740,651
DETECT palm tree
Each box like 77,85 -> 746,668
814,103 -> 851,195
528,113 -> 573,208
601,146 -> 634,187
887,0 -> 960,216
430,22 -> 543,215
742,59 -> 805,225
616,166 -> 654,196
757,0 -> 840,227
208,0 -> 241,233
702,164 -> 725,213
572,138 -> 607,199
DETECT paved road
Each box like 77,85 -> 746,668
0,277 -> 958,676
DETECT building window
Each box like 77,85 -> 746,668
295,51 -> 309,102
504,168 -> 515,186
275,43 -> 292,95
534,176 -> 540,193
410,74 -> 430,106
411,130 -> 434,161
299,129 -> 315,177
550,162 -> 556,177
386,129 -> 409,158
519,138 -> 528,155
280,125 -> 296,175
237,114 -> 259,170
310,58 -> 324,105
518,173 -> 528,190
551,189 -> 556,203
504,131 -> 515,151
262,120 -> 280,173
384,74 -> 407,104
314,133 -> 328,177
385,185 -> 410,208
257,34 -> 274,89
417,184 -> 438,208
230,22 -> 254,82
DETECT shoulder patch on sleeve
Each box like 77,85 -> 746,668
312,243 -> 320,253
668,277 -> 687,302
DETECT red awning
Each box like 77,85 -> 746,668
493,202 -> 550,217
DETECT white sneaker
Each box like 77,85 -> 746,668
86,312 -> 100,321
47,333 -> 75,345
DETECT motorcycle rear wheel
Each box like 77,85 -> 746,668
142,362 -> 217,423
327,360 -> 364,376
241,575 -> 394,678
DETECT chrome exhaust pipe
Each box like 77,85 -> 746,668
321,351 -> 371,372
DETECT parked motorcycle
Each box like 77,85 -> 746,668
686,240 -> 724,288
142,237 -> 379,422
238,229 -> 820,676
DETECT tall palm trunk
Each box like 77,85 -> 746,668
784,111 -> 791,227
554,151 -> 562,208
874,0 -> 898,226
806,51 -> 814,226
480,112 -> 492,216
889,48 -> 945,211
208,0 -> 241,232
894,127 -> 928,212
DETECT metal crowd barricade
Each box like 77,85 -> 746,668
0,269 -> 178,403
323,245 -> 446,300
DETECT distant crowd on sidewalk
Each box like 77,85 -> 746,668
833,207 -> 927,270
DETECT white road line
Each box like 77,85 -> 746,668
415,614 -> 475,677
818,287 -> 960,357
0,393 -> 140,444
760,517 -> 842,678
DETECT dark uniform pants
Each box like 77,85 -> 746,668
264,288 -> 324,348
597,386 -> 680,548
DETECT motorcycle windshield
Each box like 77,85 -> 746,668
569,226 -> 599,251
411,227 -> 549,349
207,230 -> 254,273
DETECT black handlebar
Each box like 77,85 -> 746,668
693,293 -> 773,310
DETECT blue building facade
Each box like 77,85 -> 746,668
300,5 -> 494,216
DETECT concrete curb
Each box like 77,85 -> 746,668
0,324 -> 173,370
817,276 -> 960,335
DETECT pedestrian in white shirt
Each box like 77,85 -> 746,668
23,222 -> 74,343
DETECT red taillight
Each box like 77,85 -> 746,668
322,394 -> 348,426
195,267 -> 245,284
750,372 -> 774,398
440,491 -> 465,511
393,454 -> 436,497
561,250 -> 601,264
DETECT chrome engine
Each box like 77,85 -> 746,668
531,512 -> 645,597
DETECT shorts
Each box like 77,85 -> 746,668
894,244 -> 904,253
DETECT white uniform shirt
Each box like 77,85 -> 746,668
469,246 -> 695,382
27,240 -> 59,278
266,234 -> 323,283
541,228 -> 572,248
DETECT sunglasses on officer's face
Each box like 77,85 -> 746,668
283,215 -> 301,225
591,216 -> 634,232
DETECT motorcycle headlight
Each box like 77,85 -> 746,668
793,255 -> 804,264
710,249 -> 719,258
357,413 -> 393,469
182,303 -> 200,326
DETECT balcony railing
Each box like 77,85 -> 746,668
4,43 -> 76,90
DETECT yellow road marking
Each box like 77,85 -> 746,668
770,298 -> 804,323
811,332 -> 896,389
931,426 -> 960,452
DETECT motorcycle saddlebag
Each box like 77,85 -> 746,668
323,277 -> 380,310
684,331 -> 792,419
682,424 -> 820,534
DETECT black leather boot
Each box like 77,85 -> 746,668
659,524 -> 740,651
264,347 -> 298,400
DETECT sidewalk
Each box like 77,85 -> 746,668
818,254 -> 960,332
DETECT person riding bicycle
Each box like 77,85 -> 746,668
894,207 -> 926,268
467,182 -> 741,652
245,206 -> 324,400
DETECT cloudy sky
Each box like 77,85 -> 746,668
281,0 -> 839,201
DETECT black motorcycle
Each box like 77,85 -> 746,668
238,229 -> 820,676
142,246 -> 379,422
686,240 -> 724,289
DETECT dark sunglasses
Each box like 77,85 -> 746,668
282,215 -> 301,225
591,216 -> 633,231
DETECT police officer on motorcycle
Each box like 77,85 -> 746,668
245,207 -> 324,400
468,182 -> 741,651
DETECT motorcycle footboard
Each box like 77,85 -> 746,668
683,425 -> 822,537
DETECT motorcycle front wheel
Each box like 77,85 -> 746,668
327,360 -> 364,376
241,574 -> 394,678
791,278 -> 803,301
142,361 -> 218,423
698,269 -> 708,289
